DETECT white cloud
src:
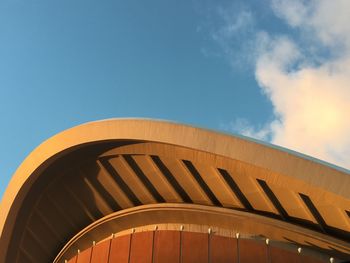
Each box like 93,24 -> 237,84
254,0 -> 350,169
225,118 -> 272,141
271,0 -> 350,48
271,0 -> 310,27
210,6 -> 256,68
256,37 -> 350,167
213,1 -> 350,169
216,9 -> 254,36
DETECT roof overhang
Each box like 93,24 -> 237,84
0,119 -> 349,262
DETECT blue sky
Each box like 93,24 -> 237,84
1,0 -> 349,199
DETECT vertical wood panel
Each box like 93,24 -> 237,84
210,235 -> 237,263
240,239 -> 267,263
270,246 -> 299,263
181,232 -> 208,263
109,234 -> 131,263
90,239 -> 111,263
62,231 -> 330,263
67,255 -> 77,263
301,255 -> 326,263
129,232 -> 154,263
153,230 -> 180,263
76,248 -> 92,263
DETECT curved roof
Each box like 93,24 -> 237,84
0,118 -> 349,262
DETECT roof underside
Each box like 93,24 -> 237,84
0,119 -> 349,262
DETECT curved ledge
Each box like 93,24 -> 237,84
2,119 -> 349,230
54,203 -> 350,262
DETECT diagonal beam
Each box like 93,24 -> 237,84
256,179 -> 289,220
217,168 -> 253,211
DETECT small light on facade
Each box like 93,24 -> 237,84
330,257 -> 334,263
92,241 -> 96,246
235,233 -> 240,239
265,238 -> 269,245
180,225 -> 184,231
297,247 -> 302,254
208,228 -> 212,234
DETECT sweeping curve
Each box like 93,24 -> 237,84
0,118 -> 349,263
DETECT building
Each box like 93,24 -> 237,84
0,119 -> 349,263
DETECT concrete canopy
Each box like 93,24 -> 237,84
0,119 -> 349,262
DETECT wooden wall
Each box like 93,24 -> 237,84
66,230 -> 326,263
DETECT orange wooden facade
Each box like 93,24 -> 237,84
67,230 -> 326,263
